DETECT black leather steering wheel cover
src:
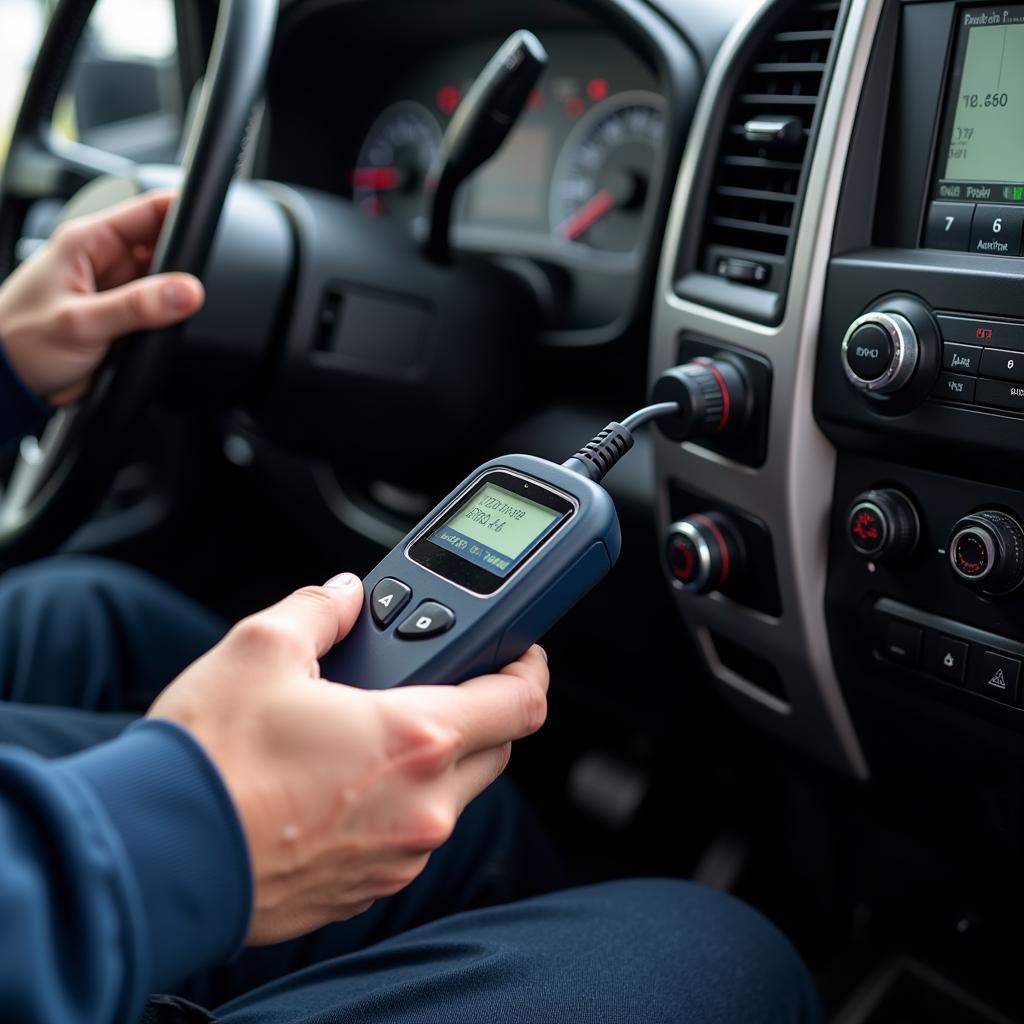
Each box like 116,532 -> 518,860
0,0 -> 278,563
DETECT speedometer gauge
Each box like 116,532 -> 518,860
550,91 -> 665,253
353,101 -> 442,225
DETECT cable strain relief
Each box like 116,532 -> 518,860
564,422 -> 635,483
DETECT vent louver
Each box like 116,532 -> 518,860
684,0 -> 843,324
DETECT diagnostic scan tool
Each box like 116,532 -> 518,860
323,355 -> 751,688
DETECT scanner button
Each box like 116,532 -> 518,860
397,601 -> 456,640
370,578 -> 412,627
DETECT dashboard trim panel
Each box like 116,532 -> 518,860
650,0 -> 884,780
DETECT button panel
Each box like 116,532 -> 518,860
925,201 -> 1024,257
874,598 -> 1024,711
930,312 -> 1024,416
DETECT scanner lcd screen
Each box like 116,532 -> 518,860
428,483 -> 562,578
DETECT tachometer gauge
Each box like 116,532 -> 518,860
550,91 -> 665,252
353,101 -> 442,225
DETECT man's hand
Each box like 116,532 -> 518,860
148,574 -> 549,946
0,191 -> 205,406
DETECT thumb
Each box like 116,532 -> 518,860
78,272 -> 205,343
243,575 -> 366,667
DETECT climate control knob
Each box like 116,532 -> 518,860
949,511 -> 1024,595
846,489 -> 919,562
665,513 -> 743,595
841,311 -> 920,395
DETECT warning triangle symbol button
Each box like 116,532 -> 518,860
987,668 -> 1007,690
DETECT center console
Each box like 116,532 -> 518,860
651,0 -> 1024,779
818,0 -> 1024,739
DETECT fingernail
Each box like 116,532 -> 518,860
163,283 -> 191,310
325,573 -> 358,589
537,646 -> 549,664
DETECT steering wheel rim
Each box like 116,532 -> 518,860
0,0 -> 278,564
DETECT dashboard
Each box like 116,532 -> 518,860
256,0 -> 1024,798
263,3 -> 680,339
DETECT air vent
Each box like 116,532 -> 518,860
681,0 -> 843,324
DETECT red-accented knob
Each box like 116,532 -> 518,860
949,511 -> 1024,595
652,357 -> 750,442
846,489 -> 919,562
665,513 -> 744,595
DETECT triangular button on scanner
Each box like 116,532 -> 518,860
370,578 -> 412,628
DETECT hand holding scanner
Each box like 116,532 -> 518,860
322,360 -> 749,690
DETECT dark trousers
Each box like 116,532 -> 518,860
0,556 -> 822,1023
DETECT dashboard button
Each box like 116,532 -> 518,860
883,619 -> 923,668
925,201 -> 974,251
936,315 -> 1024,349
397,601 -> 455,640
967,650 -> 1021,705
370,578 -> 412,628
979,347 -> 1024,383
969,205 -> 1024,257
843,322 -> 893,382
942,343 -> 982,374
925,633 -> 968,685
932,372 -> 976,403
975,378 -> 1024,413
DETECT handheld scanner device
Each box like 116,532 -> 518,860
321,390 -> 725,690
322,453 -> 620,690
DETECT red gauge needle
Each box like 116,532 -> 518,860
559,188 -> 616,241
351,166 -> 402,191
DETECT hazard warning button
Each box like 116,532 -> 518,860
968,649 -> 1021,706
370,578 -> 412,628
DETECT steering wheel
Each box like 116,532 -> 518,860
0,0 -> 277,564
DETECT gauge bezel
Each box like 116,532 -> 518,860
548,88 -> 666,252
353,99 -> 443,224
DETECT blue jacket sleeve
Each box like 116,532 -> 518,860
0,342 -> 51,445
0,720 -> 253,1022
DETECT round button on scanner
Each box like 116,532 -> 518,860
949,511 -> 1024,595
396,601 -> 456,640
846,489 -> 919,562
841,311 -> 919,395
665,513 -> 743,595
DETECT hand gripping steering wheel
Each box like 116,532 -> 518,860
0,0 -> 277,563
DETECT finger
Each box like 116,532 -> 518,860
96,243 -> 157,292
73,273 -> 205,343
240,575 -> 365,666
452,743 -> 513,813
388,650 -> 549,757
65,190 -> 177,280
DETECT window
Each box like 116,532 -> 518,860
0,0 -> 182,169
0,0 -> 47,165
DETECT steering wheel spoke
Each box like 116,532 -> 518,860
5,136 -> 134,204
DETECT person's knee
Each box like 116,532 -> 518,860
556,879 -> 821,1024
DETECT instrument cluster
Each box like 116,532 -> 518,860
347,32 -> 664,258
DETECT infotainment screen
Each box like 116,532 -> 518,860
933,6 -> 1024,203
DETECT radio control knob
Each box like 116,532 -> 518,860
665,513 -> 743,595
949,511 -> 1024,595
841,311 -> 920,395
846,489 -> 919,562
